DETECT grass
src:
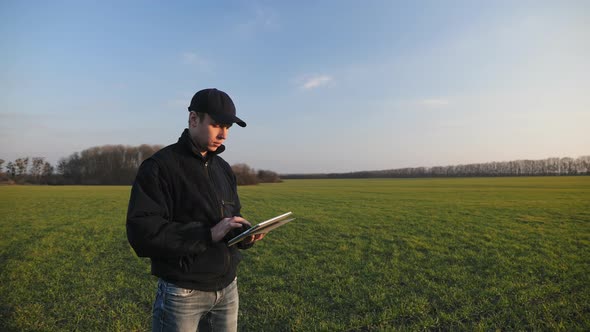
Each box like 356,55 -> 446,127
1,177 -> 589,331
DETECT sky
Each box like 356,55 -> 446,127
1,0 -> 588,174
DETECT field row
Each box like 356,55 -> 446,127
1,177 -> 589,331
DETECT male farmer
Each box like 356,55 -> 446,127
126,88 -> 264,331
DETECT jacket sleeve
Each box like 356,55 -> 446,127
230,169 -> 255,250
126,159 -> 212,258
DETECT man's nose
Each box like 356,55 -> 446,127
218,127 -> 228,139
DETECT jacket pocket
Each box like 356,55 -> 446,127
221,199 -> 236,218
179,243 -> 229,276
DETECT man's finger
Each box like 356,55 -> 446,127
228,220 -> 245,228
232,216 -> 251,227
252,233 -> 266,241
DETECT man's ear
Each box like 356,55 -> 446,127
188,111 -> 198,128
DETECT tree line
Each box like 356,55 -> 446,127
0,144 -> 281,185
2,150 -> 587,184
283,156 -> 590,179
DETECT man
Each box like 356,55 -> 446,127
126,88 -> 264,332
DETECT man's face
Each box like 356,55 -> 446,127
189,112 -> 232,155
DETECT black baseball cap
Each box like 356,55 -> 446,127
188,88 -> 246,127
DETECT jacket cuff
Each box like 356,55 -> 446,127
188,227 -> 213,254
204,228 -> 213,244
237,240 -> 254,250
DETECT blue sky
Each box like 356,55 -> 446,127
1,1 -> 588,173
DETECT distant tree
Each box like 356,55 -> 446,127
42,162 -> 53,176
560,157 -> 574,175
41,161 -> 54,184
56,144 -> 162,184
138,144 -> 157,161
6,161 -> 16,178
577,155 -> 590,174
56,158 -> 67,175
257,169 -> 281,183
232,163 -> 259,185
31,157 -> 45,181
14,157 -> 29,177
0,159 -> 10,183
61,153 -> 83,184
283,155 -> 590,179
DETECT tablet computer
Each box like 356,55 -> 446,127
228,211 -> 294,246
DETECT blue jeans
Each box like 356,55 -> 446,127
152,278 -> 239,332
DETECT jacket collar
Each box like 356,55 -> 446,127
179,128 -> 225,160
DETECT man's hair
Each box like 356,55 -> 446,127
194,112 -> 206,121
189,111 -> 207,126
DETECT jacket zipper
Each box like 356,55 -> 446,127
204,160 -> 232,277
220,200 -> 236,217
204,161 -> 213,187
204,161 -> 224,218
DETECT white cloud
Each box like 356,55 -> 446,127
235,6 -> 279,37
181,52 -> 210,70
252,7 -> 278,28
300,75 -> 333,90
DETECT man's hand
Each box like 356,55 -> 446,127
211,216 -> 251,242
242,233 -> 266,245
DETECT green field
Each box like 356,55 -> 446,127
1,177 -> 589,331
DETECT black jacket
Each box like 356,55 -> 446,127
126,129 -> 251,291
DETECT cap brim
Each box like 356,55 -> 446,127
209,113 -> 247,127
